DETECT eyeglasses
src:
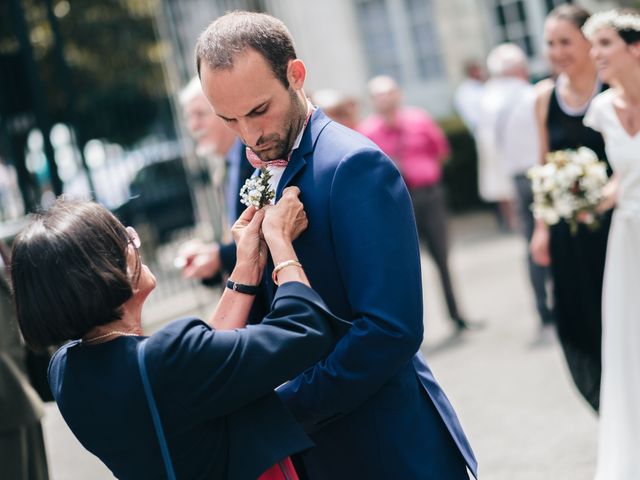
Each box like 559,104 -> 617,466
125,226 -> 141,249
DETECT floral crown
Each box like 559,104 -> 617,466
583,10 -> 640,39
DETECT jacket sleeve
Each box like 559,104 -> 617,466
152,282 -> 349,419
277,149 -> 424,432
200,242 -> 236,288
218,241 -> 237,274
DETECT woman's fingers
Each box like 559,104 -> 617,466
281,186 -> 301,199
235,206 -> 257,226
245,208 -> 266,234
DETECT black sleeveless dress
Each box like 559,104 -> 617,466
546,86 -> 612,412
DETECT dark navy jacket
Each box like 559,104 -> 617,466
266,109 -> 477,479
48,283 -> 349,480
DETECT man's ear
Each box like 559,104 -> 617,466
287,59 -> 306,90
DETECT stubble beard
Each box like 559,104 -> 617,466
254,89 -> 307,162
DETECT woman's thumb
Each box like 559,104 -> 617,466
237,206 -> 257,224
246,208 -> 265,232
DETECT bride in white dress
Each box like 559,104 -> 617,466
583,10 -> 640,479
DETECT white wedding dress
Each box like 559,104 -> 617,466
585,89 -> 640,480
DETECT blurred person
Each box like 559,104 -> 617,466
311,89 -> 359,129
360,75 -> 479,333
482,44 -> 555,338
177,77 -> 254,283
530,4 -> 611,413
0,241 -> 49,480
475,57 -> 519,233
454,60 -> 486,134
196,12 -> 477,479
180,76 -> 236,162
12,192 -> 351,480
583,10 -> 640,478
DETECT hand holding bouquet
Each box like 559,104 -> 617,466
528,147 -> 608,234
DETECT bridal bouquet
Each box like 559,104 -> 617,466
239,168 -> 275,209
528,147 -> 608,233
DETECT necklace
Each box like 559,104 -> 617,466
83,330 -> 141,344
557,74 -> 601,115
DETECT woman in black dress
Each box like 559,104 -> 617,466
531,5 -> 611,412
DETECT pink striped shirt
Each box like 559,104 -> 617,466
359,107 -> 449,189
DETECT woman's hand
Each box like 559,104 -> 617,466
231,206 -> 267,284
596,175 -> 619,214
262,187 -> 308,250
530,221 -> 551,267
177,240 -> 221,279
263,187 -> 310,287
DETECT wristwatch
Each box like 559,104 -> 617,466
226,279 -> 260,295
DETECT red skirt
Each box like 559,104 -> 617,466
258,457 -> 298,480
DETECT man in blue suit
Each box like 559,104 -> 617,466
196,11 -> 477,479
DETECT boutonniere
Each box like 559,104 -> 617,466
239,167 -> 275,209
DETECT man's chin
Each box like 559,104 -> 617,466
252,147 -> 286,162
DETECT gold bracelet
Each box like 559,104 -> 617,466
272,259 -> 303,285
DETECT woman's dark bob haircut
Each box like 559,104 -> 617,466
11,198 -> 139,350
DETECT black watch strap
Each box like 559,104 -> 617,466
226,279 -> 259,295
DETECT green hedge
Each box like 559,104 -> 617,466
439,116 -> 488,213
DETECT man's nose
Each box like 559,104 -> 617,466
237,119 -> 262,148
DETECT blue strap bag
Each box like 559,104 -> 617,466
136,339 -> 177,480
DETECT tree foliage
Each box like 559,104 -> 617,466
1,0 -> 172,146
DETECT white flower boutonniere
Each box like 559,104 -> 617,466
239,168 -> 275,209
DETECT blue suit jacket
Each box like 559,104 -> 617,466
268,110 -> 477,479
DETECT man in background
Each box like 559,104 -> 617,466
177,77 -> 254,282
454,60 -> 486,134
482,43 -> 554,339
360,75 -> 478,332
311,89 -> 359,130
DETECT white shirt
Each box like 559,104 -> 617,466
498,78 -> 540,176
454,78 -> 485,133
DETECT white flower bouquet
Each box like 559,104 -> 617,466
528,147 -> 608,233
239,168 -> 275,209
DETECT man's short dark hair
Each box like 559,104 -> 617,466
195,11 -> 297,88
11,199 -> 139,350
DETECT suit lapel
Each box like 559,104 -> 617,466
276,109 -> 332,200
266,110 -> 331,302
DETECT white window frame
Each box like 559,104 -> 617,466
354,0 -> 445,84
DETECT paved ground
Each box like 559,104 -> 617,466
41,211 -> 598,479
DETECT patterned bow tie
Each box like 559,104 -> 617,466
245,148 -> 289,169
245,101 -> 315,169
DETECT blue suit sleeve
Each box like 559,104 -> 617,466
218,241 -> 237,274
277,149 -> 424,432
200,242 -> 236,287
152,282 -> 349,419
